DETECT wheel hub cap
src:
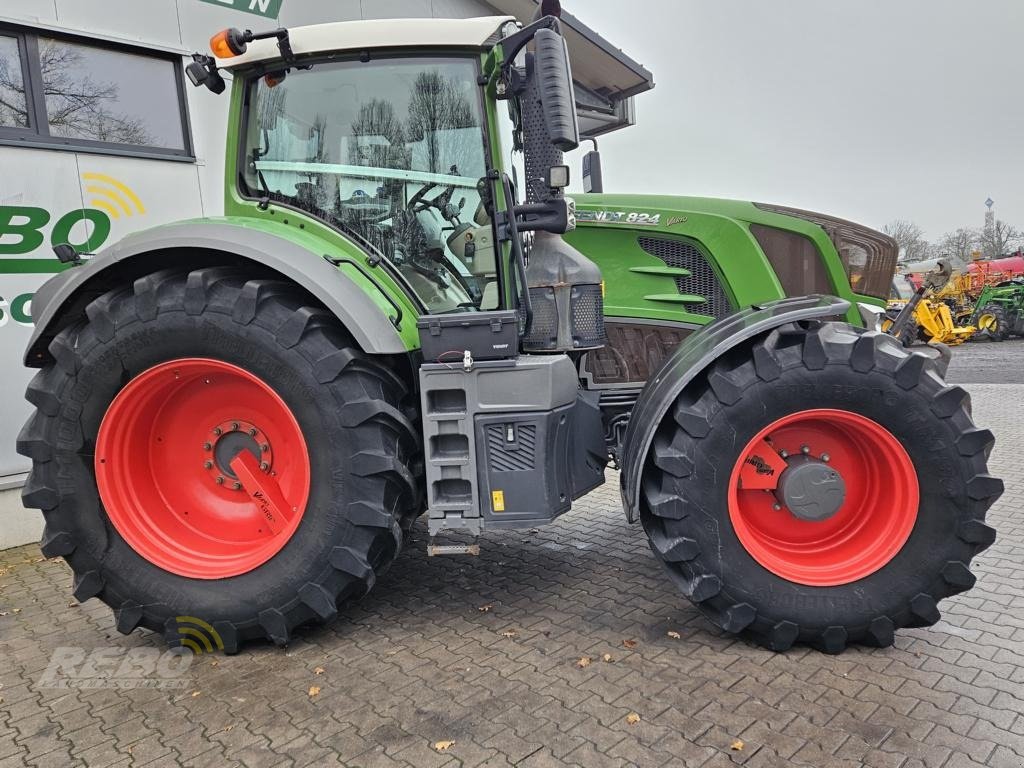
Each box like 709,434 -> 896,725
206,419 -> 273,488
776,456 -> 846,522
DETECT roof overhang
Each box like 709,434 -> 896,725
216,4 -> 655,138
487,0 -> 655,137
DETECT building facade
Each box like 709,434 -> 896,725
0,0 -> 650,548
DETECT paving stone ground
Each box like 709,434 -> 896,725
1,340 -> 1022,768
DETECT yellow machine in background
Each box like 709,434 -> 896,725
885,278 -> 976,346
913,299 -> 975,345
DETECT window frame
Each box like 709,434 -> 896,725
235,50 -> 508,314
0,31 -> 35,136
0,22 -> 195,162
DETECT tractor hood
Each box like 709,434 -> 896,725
562,193 -> 893,332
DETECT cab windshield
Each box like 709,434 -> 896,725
241,56 -> 501,312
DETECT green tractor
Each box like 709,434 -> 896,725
18,7 -> 1001,655
972,279 -> 1024,341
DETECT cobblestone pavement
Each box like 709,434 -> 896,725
1,341 -> 1022,768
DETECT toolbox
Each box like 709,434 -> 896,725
417,310 -> 519,362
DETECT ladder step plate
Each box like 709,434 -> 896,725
428,543 -> 481,557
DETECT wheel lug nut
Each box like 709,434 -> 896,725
801,445 -> 810,454
779,450 -> 789,458
249,428 -> 258,437
260,462 -> 270,472
212,428 -> 222,436
233,482 -> 243,491
231,422 -> 239,431
821,453 -> 831,463
261,444 -> 270,452
773,503 -> 782,511
204,461 -> 213,470
215,476 -> 225,485
203,442 -> 212,451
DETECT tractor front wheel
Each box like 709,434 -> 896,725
976,304 -> 1009,341
17,268 -> 422,651
641,322 -> 1000,653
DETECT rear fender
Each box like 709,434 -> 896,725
25,220 -> 410,365
618,295 -> 851,522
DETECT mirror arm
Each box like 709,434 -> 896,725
496,16 -> 562,98
489,170 -> 534,337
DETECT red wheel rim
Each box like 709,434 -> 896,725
96,359 -> 311,579
728,409 -> 918,586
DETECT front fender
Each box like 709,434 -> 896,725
26,219 -> 411,365
619,295 -> 851,522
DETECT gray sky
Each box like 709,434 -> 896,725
564,0 -> 1024,241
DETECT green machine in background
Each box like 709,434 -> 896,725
18,5 -> 1000,655
972,280 -> 1024,341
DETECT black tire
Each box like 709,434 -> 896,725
976,304 -> 1009,342
882,311 -> 917,348
902,317 -> 920,347
17,268 -> 423,652
641,322 -> 1001,653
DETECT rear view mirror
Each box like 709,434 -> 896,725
583,150 -> 603,193
533,28 -> 580,152
186,54 -> 226,95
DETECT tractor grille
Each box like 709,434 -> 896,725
637,236 -> 732,319
749,224 -> 833,297
525,287 -> 558,350
486,424 -> 537,472
570,284 -> 607,348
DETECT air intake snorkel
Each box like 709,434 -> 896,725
493,2 -> 606,353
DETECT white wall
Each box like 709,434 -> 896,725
0,0 -> 497,550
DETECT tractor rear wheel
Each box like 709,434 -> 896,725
976,304 -> 1009,341
641,322 -> 1000,653
17,268 -> 422,651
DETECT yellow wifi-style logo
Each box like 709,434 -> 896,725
82,173 -> 146,220
173,616 -> 225,655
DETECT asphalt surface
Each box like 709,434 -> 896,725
1,339 -> 1022,768
943,337 -> 1024,384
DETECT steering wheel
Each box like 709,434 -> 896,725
409,182 -> 460,218
407,182 -> 440,212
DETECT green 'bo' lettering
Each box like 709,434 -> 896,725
0,207 -> 112,256
0,207 -> 50,255
52,209 -> 111,254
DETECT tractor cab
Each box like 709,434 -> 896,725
192,12 -> 609,351
237,50 -> 501,313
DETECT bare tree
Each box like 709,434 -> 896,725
883,219 -> 930,264
936,228 -> 980,267
406,70 -> 475,174
0,40 -> 151,144
350,99 -> 409,170
979,219 -> 1023,259
0,41 -> 28,127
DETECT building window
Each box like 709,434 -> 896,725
0,25 -> 192,159
0,35 -> 29,129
